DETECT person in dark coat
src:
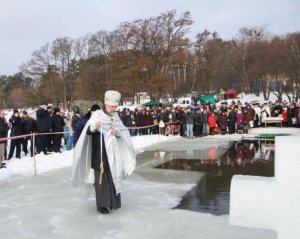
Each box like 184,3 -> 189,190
134,110 -> 143,135
177,108 -> 186,137
272,102 -> 283,117
36,103 -> 52,155
228,105 -> 236,134
26,113 -> 39,156
51,108 -> 64,153
121,109 -> 132,127
8,109 -> 24,160
194,109 -> 202,137
73,104 -> 101,146
122,109 -> 134,136
219,111 -> 228,135
21,111 -> 30,156
142,111 -> 152,135
200,108 -> 208,136
0,110 -> 9,168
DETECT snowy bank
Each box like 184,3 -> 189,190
0,135 -> 179,182
205,127 -> 300,140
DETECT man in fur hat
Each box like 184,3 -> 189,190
72,90 -> 136,214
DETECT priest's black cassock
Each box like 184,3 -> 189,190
86,126 -> 121,210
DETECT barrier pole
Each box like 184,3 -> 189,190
33,133 -> 37,175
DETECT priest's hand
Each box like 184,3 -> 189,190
90,120 -> 103,132
96,121 -> 103,128
110,128 -> 118,137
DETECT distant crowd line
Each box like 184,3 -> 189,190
0,100 -> 299,167
119,100 -> 300,137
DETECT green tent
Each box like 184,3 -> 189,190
143,100 -> 161,106
199,95 -> 216,105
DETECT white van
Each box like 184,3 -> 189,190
173,97 -> 193,108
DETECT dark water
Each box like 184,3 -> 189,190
156,140 -> 275,215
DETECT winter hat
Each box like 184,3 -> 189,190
13,109 -> 19,114
22,110 -> 28,115
104,90 -> 121,106
53,108 -> 60,114
90,104 -> 101,112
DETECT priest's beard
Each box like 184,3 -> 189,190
103,107 -> 115,116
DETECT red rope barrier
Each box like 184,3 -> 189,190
0,121 -> 181,141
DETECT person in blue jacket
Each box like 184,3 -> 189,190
73,104 -> 101,146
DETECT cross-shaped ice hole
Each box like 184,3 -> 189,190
229,136 -> 300,239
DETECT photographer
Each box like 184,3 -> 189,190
51,108 -> 65,153
36,103 -> 52,155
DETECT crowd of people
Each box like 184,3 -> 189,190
0,99 -> 300,167
0,104 -> 75,168
119,100 -> 300,138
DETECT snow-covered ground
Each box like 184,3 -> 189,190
1,128 -> 299,239
0,135 -> 176,182
237,92 -> 299,104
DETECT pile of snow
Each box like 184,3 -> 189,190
132,134 -> 180,153
0,151 -> 73,182
230,136 -> 300,239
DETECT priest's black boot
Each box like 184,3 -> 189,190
98,207 -> 110,214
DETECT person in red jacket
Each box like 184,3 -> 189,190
208,112 -> 217,135
282,107 -> 289,127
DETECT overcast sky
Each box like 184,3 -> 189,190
1,0 -> 299,75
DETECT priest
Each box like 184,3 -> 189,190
72,90 -> 136,214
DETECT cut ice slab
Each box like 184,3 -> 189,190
135,167 -> 205,184
0,167 -> 275,239
229,136 -> 300,239
143,137 -> 233,152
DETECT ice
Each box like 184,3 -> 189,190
0,135 -> 277,239
0,167 -> 275,239
229,136 -> 300,239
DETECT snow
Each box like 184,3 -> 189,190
131,135 -> 180,154
0,139 -> 276,239
0,135 -> 177,182
229,136 -> 300,239
1,128 -> 299,238
237,92 -> 298,104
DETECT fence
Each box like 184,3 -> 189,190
0,122 -> 175,175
